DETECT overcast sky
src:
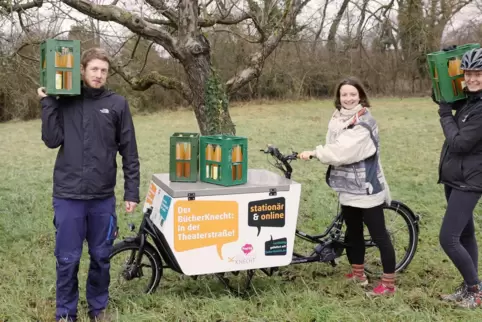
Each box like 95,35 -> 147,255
1,0 -> 477,54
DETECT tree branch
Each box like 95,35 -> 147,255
0,0 -> 43,13
200,11 -> 251,27
225,0 -> 311,94
145,0 -> 178,26
60,0 -> 182,59
111,62 -> 192,101
143,11 -> 251,28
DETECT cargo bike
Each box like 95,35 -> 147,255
109,144 -> 420,296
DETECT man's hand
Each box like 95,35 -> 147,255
37,87 -> 47,99
125,201 -> 138,213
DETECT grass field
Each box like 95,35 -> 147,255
1,97 -> 482,321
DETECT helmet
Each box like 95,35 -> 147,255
460,48 -> 482,71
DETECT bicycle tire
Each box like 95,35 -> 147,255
109,240 -> 163,294
363,200 -> 419,275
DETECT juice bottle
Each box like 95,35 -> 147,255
63,48 -> 73,90
184,142 -> 191,177
176,142 -> 185,178
453,58 -> 464,93
448,58 -> 462,95
56,71 -> 63,89
231,146 -> 237,180
212,145 -> 222,180
235,145 -> 243,180
55,47 -> 67,90
205,144 -> 213,179
55,50 -> 61,67
65,48 -> 73,68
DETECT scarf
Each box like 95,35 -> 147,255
326,104 -> 366,142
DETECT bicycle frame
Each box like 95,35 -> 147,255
258,146 -> 349,265
116,144 -> 418,295
126,145 -> 349,273
291,213 -> 345,264
125,208 -> 184,275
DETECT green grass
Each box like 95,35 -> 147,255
1,97 -> 481,321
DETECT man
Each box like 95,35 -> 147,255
39,47 -> 140,321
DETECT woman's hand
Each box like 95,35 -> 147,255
438,101 -> 453,118
299,151 -> 315,160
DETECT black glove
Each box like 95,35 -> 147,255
442,45 -> 457,52
438,101 -> 453,117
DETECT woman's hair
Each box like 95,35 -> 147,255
334,76 -> 371,110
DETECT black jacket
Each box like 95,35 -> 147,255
438,90 -> 482,192
41,85 -> 140,203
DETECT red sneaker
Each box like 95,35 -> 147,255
345,272 -> 368,286
366,283 -> 395,296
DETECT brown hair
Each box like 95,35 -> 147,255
334,76 -> 371,110
81,47 -> 111,69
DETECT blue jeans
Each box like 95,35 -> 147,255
52,196 -> 118,321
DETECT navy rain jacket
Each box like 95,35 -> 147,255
40,85 -> 140,203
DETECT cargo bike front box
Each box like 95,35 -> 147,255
142,168 -> 302,276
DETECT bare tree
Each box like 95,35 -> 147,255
21,0 -> 308,135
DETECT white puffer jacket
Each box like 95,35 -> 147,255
312,104 -> 391,209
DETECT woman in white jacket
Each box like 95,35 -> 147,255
299,77 -> 395,296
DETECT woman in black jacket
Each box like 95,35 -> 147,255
435,47 -> 482,308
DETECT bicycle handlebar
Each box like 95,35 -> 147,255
259,144 -> 313,179
259,144 -> 299,162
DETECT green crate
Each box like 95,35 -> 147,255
40,39 -> 81,96
427,43 -> 480,103
200,135 -> 248,186
169,132 -> 200,182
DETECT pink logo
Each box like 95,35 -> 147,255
242,244 -> 253,255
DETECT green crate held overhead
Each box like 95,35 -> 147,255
200,135 -> 248,186
427,43 -> 480,103
169,132 -> 200,182
40,39 -> 81,95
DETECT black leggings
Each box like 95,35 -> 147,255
440,185 -> 481,286
343,204 -> 396,274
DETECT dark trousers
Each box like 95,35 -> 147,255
439,185 -> 481,286
53,196 -> 118,321
342,204 -> 396,274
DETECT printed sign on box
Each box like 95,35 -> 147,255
248,197 -> 286,236
265,235 -> 287,256
143,181 -> 158,212
173,200 -> 238,260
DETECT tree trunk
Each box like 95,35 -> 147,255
180,35 -> 236,136
178,0 -> 235,136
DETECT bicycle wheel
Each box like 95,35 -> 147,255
109,240 -> 163,295
363,200 -> 419,276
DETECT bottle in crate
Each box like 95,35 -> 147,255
200,135 -> 248,186
427,43 -> 480,103
169,133 -> 200,182
40,39 -> 81,96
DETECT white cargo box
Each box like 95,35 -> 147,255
142,169 -> 301,276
